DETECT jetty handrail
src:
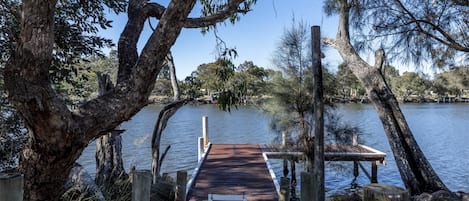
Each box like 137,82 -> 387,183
186,142 -> 212,197
262,152 -> 281,194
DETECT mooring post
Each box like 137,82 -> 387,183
290,161 -> 297,198
279,177 -> 290,201
282,131 -> 289,177
364,184 -> 409,201
198,137 -> 204,161
353,133 -> 359,178
0,173 -> 23,201
353,133 -> 358,146
371,161 -> 378,183
312,25 -> 325,201
175,171 -> 187,201
301,172 -> 313,201
202,116 -> 209,148
353,161 -> 359,178
132,170 -> 151,201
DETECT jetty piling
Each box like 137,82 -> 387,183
0,173 -> 23,201
131,170 -> 151,201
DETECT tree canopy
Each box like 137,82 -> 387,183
324,0 -> 469,67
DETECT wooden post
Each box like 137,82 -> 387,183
283,159 -> 289,177
301,172 -> 313,201
282,131 -> 287,148
279,177 -> 290,201
353,161 -> 359,178
364,184 -> 410,201
175,171 -> 187,201
282,131 -> 289,177
290,160 -> 297,198
0,173 -> 23,201
353,133 -> 359,179
353,133 -> 358,146
132,170 -> 151,201
202,116 -> 209,148
371,161 -> 378,183
198,137 -> 204,161
312,25 -> 325,201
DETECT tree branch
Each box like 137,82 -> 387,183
393,0 -> 469,52
116,0 -> 149,83
79,0 -> 197,142
183,0 -> 247,28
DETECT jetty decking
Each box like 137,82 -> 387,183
187,144 -> 278,201
186,142 -> 386,201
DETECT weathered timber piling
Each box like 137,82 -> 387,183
198,136 -> 204,161
202,115 -> 209,148
132,170 -> 151,201
364,184 -> 410,201
175,171 -> 187,201
312,25 -> 325,201
0,173 -> 23,201
301,172 -> 313,201
279,177 -> 290,201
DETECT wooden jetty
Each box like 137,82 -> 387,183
187,144 -> 278,201
186,143 -> 386,201
185,116 -> 386,201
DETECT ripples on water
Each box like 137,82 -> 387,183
77,103 -> 469,195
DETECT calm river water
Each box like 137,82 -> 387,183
77,103 -> 469,195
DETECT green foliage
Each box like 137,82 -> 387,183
226,61 -> 270,101
56,51 -> 119,106
181,72 -> 203,98
194,59 -> 235,93
335,63 -> 364,100
432,66 -> 469,97
324,0 -> 469,67
265,18 -> 314,138
200,0 -> 257,33
391,72 -> 430,101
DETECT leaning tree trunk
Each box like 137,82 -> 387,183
95,73 -> 127,193
324,0 -> 448,195
151,99 -> 191,184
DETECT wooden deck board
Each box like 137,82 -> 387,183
187,144 -> 278,201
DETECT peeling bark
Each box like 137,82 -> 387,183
324,0 -> 448,195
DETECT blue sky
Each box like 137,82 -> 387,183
100,0 -> 342,79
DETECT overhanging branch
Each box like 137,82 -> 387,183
183,0 -> 247,28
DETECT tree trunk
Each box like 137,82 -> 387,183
95,73 -> 127,193
151,99 -> 191,184
19,139 -> 85,201
4,0 -> 247,200
324,0 -> 448,195
166,51 -> 181,101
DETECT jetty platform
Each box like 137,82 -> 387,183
186,143 -> 386,201
187,144 -> 278,201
